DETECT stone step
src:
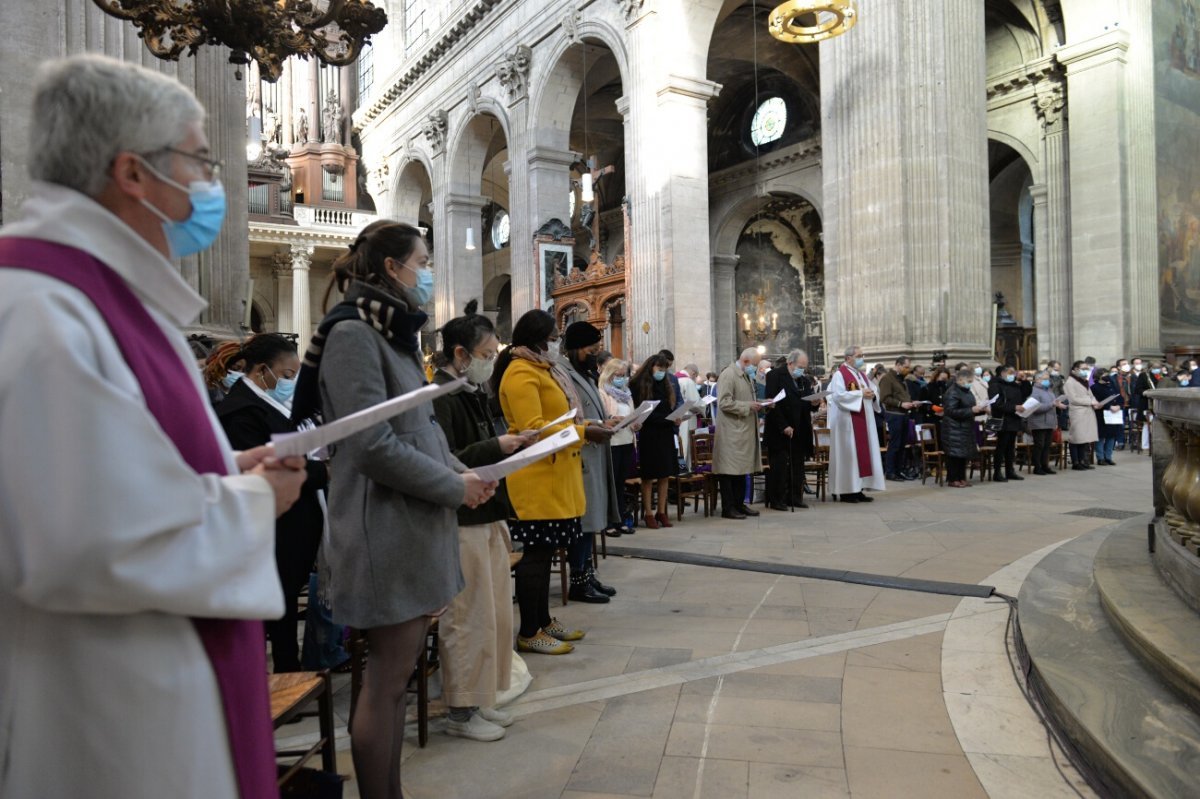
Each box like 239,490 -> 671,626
1094,522 -> 1200,715
1017,523 -> 1200,799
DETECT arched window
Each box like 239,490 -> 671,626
750,97 -> 787,147
491,210 -> 510,249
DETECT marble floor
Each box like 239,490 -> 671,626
277,452 -> 1150,798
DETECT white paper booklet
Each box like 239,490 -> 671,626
536,408 -> 578,433
802,390 -> 832,401
471,426 -> 581,482
611,400 -> 660,432
760,388 -> 788,407
1016,397 -> 1041,417
270,377 -> 469,457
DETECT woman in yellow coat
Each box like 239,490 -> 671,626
493,310 -> 612,654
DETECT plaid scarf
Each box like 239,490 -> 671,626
291,282 -> 427,424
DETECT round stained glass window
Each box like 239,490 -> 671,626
492,210 -> 510,249
750,97 -> 787,146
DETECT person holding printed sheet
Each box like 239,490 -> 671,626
298,220 -> 497,799
827,345 -> 886,502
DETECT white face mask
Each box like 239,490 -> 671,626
464,354 -> 496,385
1133,363 -> 1143,372
1120,364 -> 1132,373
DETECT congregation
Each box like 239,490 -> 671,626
0,53 -> 1174,799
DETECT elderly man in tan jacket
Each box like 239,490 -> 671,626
714,347 -> 765,519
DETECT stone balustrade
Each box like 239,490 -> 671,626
292,204 -> 377,232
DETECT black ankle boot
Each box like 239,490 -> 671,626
568,574 -> 610,603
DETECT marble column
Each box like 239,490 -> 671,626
503,101 -> 534,316
1032,80 -> 1073,363
525,146 -> 575,309
1059,26 -> 1159,361
280,59 -> 294,148
290,243 -> 314,340
820,0 -> 991,362
273,250 -> 295,334
443,193 -> 487,324
711,254 -> 740,369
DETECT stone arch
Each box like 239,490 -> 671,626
987,129 -> 1042,184
447,107 -> 511,197
529,23 -> 631,152
390,156 -> 434,226
989,140 -> 1037,329
711,184 -> 823,257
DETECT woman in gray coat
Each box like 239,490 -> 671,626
296,221 -> 495,799
1027,370 -> 1064,475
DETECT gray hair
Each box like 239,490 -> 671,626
683,362 -> 699,377
787,349 -> 807,365
738,347 -> 759,362
30,55 -> 204,197
843,345 -> 860,358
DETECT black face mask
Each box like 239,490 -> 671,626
572,352 -> 598,373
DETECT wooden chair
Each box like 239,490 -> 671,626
667,432 -> 709,519
348,621 -> 440,748
916,424 -> 945,486
969,433 -> 996,482
551,548 -> 569,605
270,671 -> 338,788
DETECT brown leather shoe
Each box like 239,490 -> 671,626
656,511 -> 674,528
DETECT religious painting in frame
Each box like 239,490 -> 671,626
538,242 -> 573,312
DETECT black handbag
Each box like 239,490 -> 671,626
983,417 -> 1004,434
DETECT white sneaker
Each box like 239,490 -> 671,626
478,706 -> 514,728
444,713 -> 506,742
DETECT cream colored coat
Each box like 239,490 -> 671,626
0,183 -> 280,798
1065,377 -> 1099,443
713,362 -> 762,475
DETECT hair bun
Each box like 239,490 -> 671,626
464,299 -> 479,315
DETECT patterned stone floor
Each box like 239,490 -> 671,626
277,450 -> 1150,798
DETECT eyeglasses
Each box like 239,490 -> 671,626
150,147 -> 223,181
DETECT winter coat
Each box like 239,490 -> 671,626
941,383 -> 979,459
1091,379 -> 1125,439
988,378 -> 1029,433
565,365 -> 621,532
1026,385 -> 1059,431
1065,377 -> 1099,444
763,367 -> 814,460
713,361 -> 762,475
431,368 -> 512,527
320,318 -> 466,628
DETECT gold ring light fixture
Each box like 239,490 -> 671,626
768,0 -> 858,44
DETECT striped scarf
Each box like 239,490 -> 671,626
290,281 -> 427,424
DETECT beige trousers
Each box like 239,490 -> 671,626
438,520 -> 514,708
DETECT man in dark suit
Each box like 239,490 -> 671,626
763,349 -> 817,510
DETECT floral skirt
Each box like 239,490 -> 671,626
508,517 -> 583,549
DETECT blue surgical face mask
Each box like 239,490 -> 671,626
1040,379 -> 1051,388
983,375 -> 992,383
792,367 -> 805,378
1182,379 -> 1191,387
744,364 -> 758,380
974,367 -> 983,376
1004,374 -> 1015,383
653,370 -> 666,382
222,370 -> 243,389
267,367 -> 297,405
1152,368 -> 1162,375
403,263 -> 434,307
138,158 -> 226,258
612,376 -> 629,389
854,357 -> 865,370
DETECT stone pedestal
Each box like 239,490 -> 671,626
820,0 -> 991,362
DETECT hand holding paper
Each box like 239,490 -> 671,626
470,426 -> 582,482
612,400 -> 659,432
270,377 -> 470,457
536,408 -> 577,434
760,388 -> 787,407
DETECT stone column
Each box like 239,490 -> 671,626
503,101 -> 534,316
820,0 -> 991,362
290,243 -> 314,341
272,250 -> 295,334
280,59 -> 294,148
1059,26 -> 1159,361
711,254 -> 740,369
1032,78 -> 1073,363
443,193 -> 487,324
525,146 -> 575,310
621,6 -> 720,367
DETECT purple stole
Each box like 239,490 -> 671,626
0,238 -> 277,798
837,364 -> 874,479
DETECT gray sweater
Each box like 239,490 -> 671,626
320,319 -> 466,628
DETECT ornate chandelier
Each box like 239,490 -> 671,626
768,0 -> 858,44
91,0 -> 388,82
742,289 -> 780,344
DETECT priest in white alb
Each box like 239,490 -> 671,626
828,345 -> 886,503
0,56 -> 307,798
